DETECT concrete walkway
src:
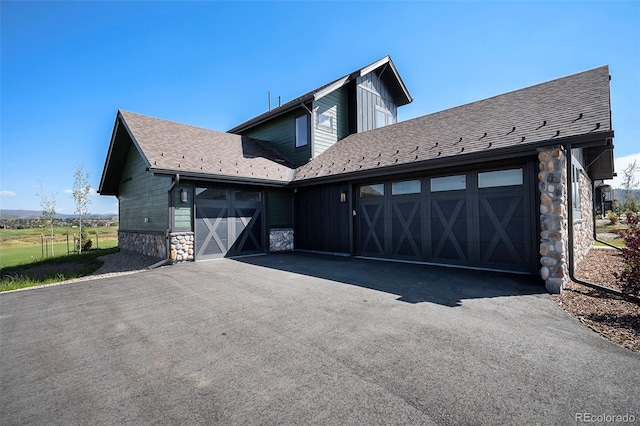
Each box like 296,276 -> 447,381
1,253 -> 638,425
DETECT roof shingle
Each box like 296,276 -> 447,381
119,111 -> 295,184
294,66 -> 612,182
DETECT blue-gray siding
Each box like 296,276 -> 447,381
119,146 -> 170,232
357,72 -> 398,132
312,86 -> 349,158
173,183 -> 193,231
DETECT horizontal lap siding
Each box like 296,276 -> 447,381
119,146 -> 170,232
244,112 -> 311,167
313,86 -> 348,158
173,183 -> 192,231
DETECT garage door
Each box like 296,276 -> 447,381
195,187 -> 264,260
357,167 -> 534,273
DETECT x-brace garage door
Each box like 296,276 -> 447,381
356,166 -> 534,273
195,188 -> 264,260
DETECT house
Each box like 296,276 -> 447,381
98,56 -> 615,293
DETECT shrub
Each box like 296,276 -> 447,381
607,210 -> 619,225
614,212 -> 640,296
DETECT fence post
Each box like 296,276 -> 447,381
67,232 -> 70,256
96,231 -> 99,249
41,233 -> 44,258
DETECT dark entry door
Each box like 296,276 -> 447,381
195,188 -> 264,260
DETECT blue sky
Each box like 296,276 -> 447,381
1,1 -> 639,214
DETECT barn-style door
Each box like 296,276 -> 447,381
195,188 -> 264,260
355,166 -> 534,273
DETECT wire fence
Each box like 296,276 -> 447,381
39,231 -> 110,257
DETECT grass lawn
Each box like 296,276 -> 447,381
0,226 -> 118,268
0,247 -> 119,292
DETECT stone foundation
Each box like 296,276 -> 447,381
269,228 -> 294,252
170,232 -> 194,262
538,146 -> 569,293
119,231 -> 165,259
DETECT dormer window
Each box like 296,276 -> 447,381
375,105 -> 393,129
295,114 -> 309,147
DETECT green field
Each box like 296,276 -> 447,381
0,226 -> 118,268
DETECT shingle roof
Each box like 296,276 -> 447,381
228,55 -> 412,134
294,66 -> 612,183
119,110 -> 295,184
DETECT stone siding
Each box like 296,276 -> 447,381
119,231 -> 165,259
170,232 -> 194,262
573,170 -> 594,266
269,228 -> 294,252
538,146 -> 569,293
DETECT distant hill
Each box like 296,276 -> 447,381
0,209 -> 118,220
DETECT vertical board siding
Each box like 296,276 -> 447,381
243,112 -> 311,167
173,183 -> 193,231
268,188 -> 294,227
294,183 -> 350,254
312,86 -> 349,158
119,146 -> 170,232
356,72 -> 398,132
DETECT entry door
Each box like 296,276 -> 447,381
195,188 -> 264,260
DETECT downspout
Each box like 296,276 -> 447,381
565,144 -> 639,303
165,174 -> 180,262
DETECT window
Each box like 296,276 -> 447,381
478,168 -> 523,188
431,175 -> 466,192
235,189 -> 261,202
375,106 -> 393,129
295,114 -> 309,148
572,165 -> 582,220
392,180 -> 421,195
196,187 -> 227,200
360,184 -> 384,197
316,112 -> 333,131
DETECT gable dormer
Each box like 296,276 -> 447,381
229,56 -> 412,168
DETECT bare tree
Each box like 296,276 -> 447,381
72,163 -> 92,253
36,181 -> 57,256
621,160 -> 640,213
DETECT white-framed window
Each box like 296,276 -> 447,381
316,112 -> 333,131
295,114 -> 309,148
375,105 -> 393,129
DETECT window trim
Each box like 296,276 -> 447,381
295,113 -> 309,148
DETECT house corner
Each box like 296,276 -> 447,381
538,146 -> 569,293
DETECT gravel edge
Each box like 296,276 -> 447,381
2,252 -> 167,294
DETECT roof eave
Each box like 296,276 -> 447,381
291,131 -> 614,187
149,168 -> 293,187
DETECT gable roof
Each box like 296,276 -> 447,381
228,55 -> 412,134
98,111 -> 295,195
294,66 -> 613,184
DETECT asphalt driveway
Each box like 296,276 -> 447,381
1,252 -> 638,425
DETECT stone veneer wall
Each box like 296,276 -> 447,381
170,232 -> 194,262
538,146 -> 569,293
119,231 -> 165,259
270,228 -> 294,252
573,170 -> 594,265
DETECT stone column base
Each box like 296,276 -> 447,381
169,232 -> 194,262
269,228 -> 294,252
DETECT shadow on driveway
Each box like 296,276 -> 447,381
233,252 -> 545,307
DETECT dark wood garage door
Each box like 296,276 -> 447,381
356,166 -> 534,273
195,188 -> 264,260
